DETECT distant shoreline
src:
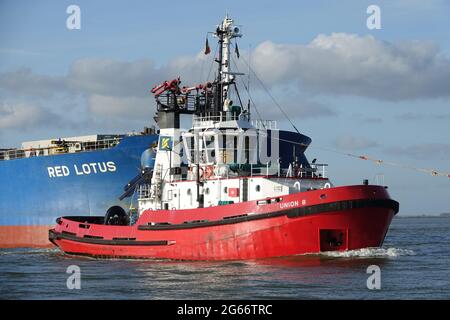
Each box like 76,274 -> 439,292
395,213 -> 450,218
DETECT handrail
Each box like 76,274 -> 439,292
251,119 -> 278,130
0,137 -> 123,161
192,112 -> 277,130
192,111 -> 250,126
285,163 -> 328,179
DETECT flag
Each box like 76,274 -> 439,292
235,42 -> 240,59
204,37 -> 211,55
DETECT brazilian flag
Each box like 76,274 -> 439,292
159,136 -> 173,151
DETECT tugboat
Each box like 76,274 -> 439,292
49,16 -> 399,260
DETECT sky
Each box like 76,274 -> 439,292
0,0 -> 449,215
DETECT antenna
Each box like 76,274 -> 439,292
214,16 -> 242,111
248,43 -> 251,112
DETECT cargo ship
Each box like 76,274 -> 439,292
50,16 -> 399,260
0,130 -> 159,247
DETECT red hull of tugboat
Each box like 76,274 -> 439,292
49,185 -> 398,261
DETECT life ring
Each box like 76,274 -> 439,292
205,166 -> 214,178
201,165 -> 214,179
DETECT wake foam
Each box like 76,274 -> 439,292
321,247 -> 416,258
0,248 -> 59,256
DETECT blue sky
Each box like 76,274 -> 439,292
0,0 -> 449,215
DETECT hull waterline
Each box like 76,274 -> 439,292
1,225 -> 54,248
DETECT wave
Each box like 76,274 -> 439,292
0,248 -> 60,256
320,247 -> 416,258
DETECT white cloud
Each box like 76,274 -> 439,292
3,33 -> 450,104
251,98 -> 337,121
67,59 -> 162,98
166,51 -> 213,84
87,94 -> 154,120
66,53 -> 214,99
0,68 -> 66,98
250,33 -> 450,101
0,102 -> 51,129
1,32 -> 450,134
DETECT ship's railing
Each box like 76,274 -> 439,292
249,162 -> 281,177
192,111 -> 250,127
81,138 -> 122,151
284,163 -> 328,179
0,149 -> 26,161
251,119 -> 277,130
191,111 -> 278,131
0,137 -> 123,161
165,161 -> 328,183
156,93 -> 200,113
219,162 -> 328,179
137,184 -> 152,199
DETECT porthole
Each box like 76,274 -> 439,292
187,189 -> 192,195
224,187 -> 228,193
255,185 -> 261,192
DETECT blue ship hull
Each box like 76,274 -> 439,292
0,134 -> 158,247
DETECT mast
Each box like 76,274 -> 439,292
214,15 -> 242,112
147,16 -> 245,210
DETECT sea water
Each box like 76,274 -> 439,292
0,216 -> 449,299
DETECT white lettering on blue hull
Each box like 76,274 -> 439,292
47,161 -> 117,178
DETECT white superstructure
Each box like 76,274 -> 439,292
137,16 -> 333,214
